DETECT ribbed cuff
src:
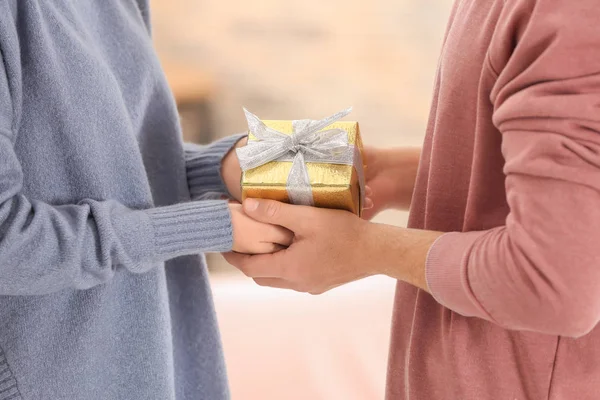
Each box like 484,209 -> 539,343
425,231 -> 488,318
144,200 -> 233,260
0,349 -> 21,400
184,134 -> 246,200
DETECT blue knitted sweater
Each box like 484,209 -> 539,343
0,1 -> 239,399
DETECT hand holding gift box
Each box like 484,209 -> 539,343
225,111 -> 437,296
236,108 -> 366,216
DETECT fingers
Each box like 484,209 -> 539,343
361,205 -> 379,220
244,225 -> 292,254
364,186 -> 374,208
362,185 -> 374,216
253,278 -> 294,290
268,225 -> 294,247
255,243 -> 288,254
243,199 -> 310,230
230,202 -> 294,254
222,251 -> 248,266
223,251 -> 286,278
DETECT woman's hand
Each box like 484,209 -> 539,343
229,202 -> 293,254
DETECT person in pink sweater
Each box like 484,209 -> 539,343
225,0 -> 600,398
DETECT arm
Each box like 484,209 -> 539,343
0,49 -> 236,295
183,135 -> 246,201
0,69 -> 287,295
396,1 -> 600,338
226,3 -> 600,339
222,199 -> 440,295
0,128 -> 234,295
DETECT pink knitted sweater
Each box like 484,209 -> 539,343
387,1 -> 600,399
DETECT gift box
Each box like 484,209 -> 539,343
236,108 -> 366,216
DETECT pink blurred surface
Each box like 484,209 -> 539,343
211,275 -> 396,400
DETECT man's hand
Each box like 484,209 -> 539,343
221,137 -> 248,202
229,202 -> 293,254
224,199 -> 377,294
224,198 -> 442,294
362,146 -> 421,219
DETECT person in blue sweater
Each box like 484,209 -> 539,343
0,2 -> 293,399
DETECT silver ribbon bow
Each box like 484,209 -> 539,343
237,107 -> 364,208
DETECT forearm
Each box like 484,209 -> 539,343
0,129 -> 236,295
184,134 -> 246,201
390,147 -> 421,210
371,173 -> 600,338
366,208 -> 600,338
364,222 -> 441,291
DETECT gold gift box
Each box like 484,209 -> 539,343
241,120 -> 365,216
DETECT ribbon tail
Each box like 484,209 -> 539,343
286,152 -> 314,206
302,107 -> 353,134
243,108 -> 289,140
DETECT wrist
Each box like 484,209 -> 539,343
357,221 -> 394,277
363,222 -> 441,292
221,137 -> 247,201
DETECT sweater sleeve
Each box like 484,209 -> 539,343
0,132 -> 234,295
183,135 -> 245,200
426,0 -> 600,338
0,66 -> 233,297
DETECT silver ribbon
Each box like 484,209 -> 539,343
237,108 -> 365,209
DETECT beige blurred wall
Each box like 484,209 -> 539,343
150,0 -> 452,226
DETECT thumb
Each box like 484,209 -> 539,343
243,198 -> 304,230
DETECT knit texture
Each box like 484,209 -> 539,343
184,136 -> 245,200
0,1 -> 238,399
387,1 -> 600,399
0,348 -> 19,400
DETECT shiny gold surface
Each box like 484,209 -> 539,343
241,120 -> 365,215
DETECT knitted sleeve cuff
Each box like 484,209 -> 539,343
184,134 -> 246,200
130,200 -> 234,266
425,231 -> 489,318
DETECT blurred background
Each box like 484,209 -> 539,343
150,0 -> 452,398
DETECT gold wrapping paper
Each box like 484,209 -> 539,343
241,120 -> 365,216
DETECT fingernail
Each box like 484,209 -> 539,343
244,198 -> 259,212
